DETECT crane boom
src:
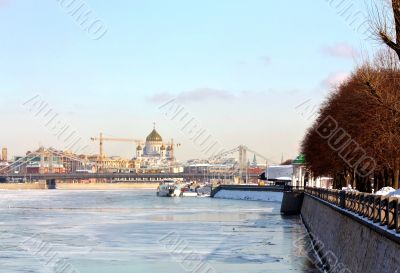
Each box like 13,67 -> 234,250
91,137 -> 141,142
90,133 -> 142,159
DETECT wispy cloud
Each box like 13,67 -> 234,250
147,88 -> 235,103
260,56 -> 271,65
321,43 -> 359,59
0,0 -> 8,7
147,92 -> 173,104
321,72 -> 350,88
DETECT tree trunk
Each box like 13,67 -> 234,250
352,169 -> 356,189
345,171 -> 350,187
392,0 -> 400,50
339,174 -> 344,189
394,158 -> 400,189
384,168 -> 389,187
390,169 -> 394,187
374,172 -> 380,192
381,0 -> 400,60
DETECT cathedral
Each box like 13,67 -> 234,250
135,126 -> 174,167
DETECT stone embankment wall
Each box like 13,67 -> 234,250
301,195 -> 400,273
0,182 -> 47,190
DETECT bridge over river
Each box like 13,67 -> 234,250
0,172 -> 260,181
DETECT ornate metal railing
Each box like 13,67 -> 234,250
304,187 -> 400,234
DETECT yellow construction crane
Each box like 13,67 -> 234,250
90,133 -> 142,159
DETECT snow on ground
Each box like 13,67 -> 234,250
387,189 -> 400,198
214,190 -> 283,202
375,187 -> 396,196
342,185 -> 358,192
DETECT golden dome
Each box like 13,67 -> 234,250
161,144 -> 166,150
146,129 -> 163,142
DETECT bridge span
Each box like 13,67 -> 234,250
0,172 -> 260,181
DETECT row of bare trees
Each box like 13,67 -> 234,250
301,0 -> 400,191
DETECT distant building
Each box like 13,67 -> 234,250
2,148 -> 7,162
135,126 -> 175,168
17,147 -> 66,174
0,160 -> 10,174
251,154 -> 257,167
261,154 -> 333,188
88,154 -> 134,173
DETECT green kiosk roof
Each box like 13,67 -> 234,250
293,154 -> 306,165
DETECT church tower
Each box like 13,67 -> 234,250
136,144 -> 143,159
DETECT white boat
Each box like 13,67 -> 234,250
157,180 -> 182,197
157,180 -> 202,197
181,191 -> 198,197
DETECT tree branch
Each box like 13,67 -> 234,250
364,80 -> 400,115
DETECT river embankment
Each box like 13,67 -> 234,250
301,194 -> 400,273
0,182 -> 159,190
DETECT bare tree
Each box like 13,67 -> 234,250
280,159 -> 293,165
371,0 -> 400,60
302,54 -> 400,190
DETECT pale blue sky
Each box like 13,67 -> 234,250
0,0 -> 381,162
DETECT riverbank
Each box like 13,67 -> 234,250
0,182 -> 159,190
57,182 -> 159,190
301,194 -> 400,273
0,182 -> 47,190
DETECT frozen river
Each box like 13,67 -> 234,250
0,190 -> 320,273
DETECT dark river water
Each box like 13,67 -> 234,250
0,190 -> 321,273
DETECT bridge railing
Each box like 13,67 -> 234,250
305,187 -> 400,234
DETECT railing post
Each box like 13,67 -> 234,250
395,199 -> 400,234
368,195 -> 374,219
349,193 -> 354,211
346,192 -> 351,209
339,190 -> 346,209
354,193 -> 359,213
373,196 -> 381,222
366,195 -> 371,218
387,198 -> 396,230
359,193 -> 365,216
336,190 -> 339,206
379,197 -> 388,226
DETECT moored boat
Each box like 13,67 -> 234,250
181,192 -> 198,197
157,180 -> 181,197
180,188 -> 198,197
